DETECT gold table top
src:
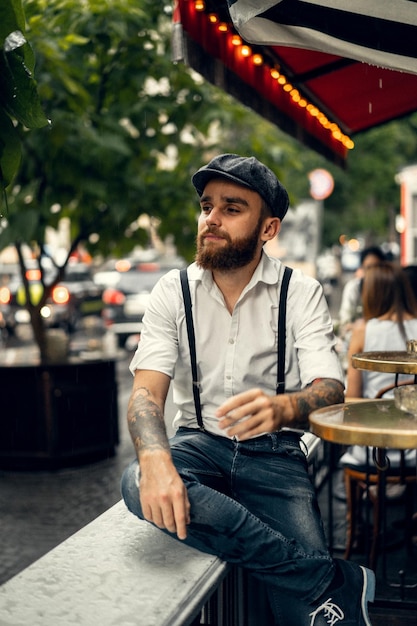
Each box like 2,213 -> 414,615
309,399 -> 417,448
352,351 -> 417,375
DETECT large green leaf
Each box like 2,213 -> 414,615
0,32 -> 49,129
0,107 -> 21,189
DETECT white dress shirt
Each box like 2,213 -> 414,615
130,252 -> 343,437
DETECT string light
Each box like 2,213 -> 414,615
189,0 -> 354,151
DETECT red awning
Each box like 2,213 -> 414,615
173,1 -> 417,165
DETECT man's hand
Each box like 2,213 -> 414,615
139,451 -> 191,540
216,388 -> 288,440
216,379 -> 344,440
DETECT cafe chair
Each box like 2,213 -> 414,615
343,381 -> 417,570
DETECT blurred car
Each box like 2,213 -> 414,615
0,263 -> 22,336
100,264 -> 169,347
0,262 -> 104,334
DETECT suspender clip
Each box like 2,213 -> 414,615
276,381 -> 286,395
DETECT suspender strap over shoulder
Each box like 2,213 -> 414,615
276,265 -> 293,395
180,268 -> 204,430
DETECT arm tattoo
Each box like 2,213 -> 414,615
289,379 -> 344,428
127,386 -> 170,455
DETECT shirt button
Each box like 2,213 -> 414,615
229,338 -> 234,344
226,375 -> 231,380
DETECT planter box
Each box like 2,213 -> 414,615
0,358 -> 119,469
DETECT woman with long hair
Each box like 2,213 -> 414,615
346,261 -> 417,399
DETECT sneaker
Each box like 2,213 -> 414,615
283,559 -> 375,625
308,560 -> 375,626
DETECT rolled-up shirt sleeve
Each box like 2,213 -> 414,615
284,271 -> 344,391
129,269 -> 180,378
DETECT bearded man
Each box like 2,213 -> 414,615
121,154 -> 375,625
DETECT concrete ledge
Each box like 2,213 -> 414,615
0,501 -> 227,626
0,431 -> 322,626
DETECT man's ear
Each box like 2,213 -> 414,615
261,217 -> 281,242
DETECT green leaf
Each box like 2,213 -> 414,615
0,107 -> 21,190
0,36 -> 49,128
0,0 -> 26,44
0,207 -> 40,249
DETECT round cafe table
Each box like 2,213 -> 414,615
309,399 -> 417,450
351,350 -> 417,378
309,399 -> 417,595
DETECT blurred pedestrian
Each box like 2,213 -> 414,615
346,262 -> 417,398
338,246 -> 386,335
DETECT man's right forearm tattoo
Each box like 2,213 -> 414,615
127,386 -> 170,454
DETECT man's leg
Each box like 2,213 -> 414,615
121,429 -> 375,625
122,430 -> 332,597
227,433 -> 375,625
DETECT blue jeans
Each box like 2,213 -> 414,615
121,428 -> 334,622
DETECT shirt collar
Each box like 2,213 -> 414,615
186,251 -> 283,291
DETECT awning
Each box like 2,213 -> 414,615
173,1 -> 417,165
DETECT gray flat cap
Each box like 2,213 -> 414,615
192,153 -> 289,219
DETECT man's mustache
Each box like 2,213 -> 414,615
200,227 -> 230,240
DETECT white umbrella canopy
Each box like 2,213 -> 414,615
228,1 -> 417,75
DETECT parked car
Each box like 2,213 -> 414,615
0,262 -> 104,334
100,264 -> 169,347
0,263 -> 23,336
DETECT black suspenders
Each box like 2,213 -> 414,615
180,266 -> 293,431
276,265 -> 292,394
180,268 -> 204,430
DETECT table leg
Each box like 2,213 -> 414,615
373,447 -> 390,578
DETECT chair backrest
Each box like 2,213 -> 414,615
374,379 -> 414,398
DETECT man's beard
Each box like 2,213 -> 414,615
195,218 -> 263,271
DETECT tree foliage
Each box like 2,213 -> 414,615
0,0 -> 48,192
1,0 -> 300,260
0,0 -> 298,358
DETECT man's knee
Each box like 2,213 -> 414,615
121,460 -> 144,519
